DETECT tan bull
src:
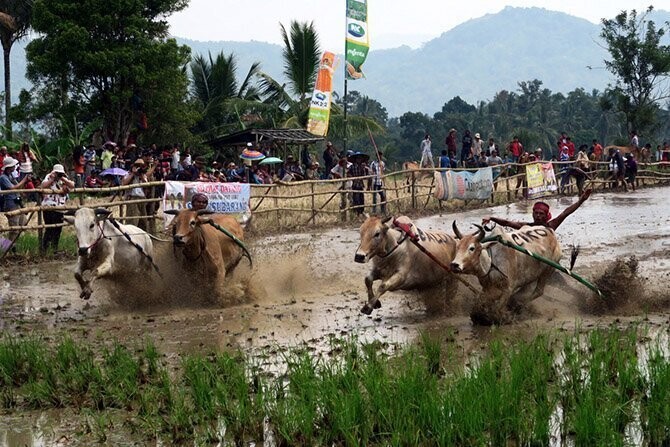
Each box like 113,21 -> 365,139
450,222 -> 561,325
165,209 -> 249,295
354,215 -> 457,314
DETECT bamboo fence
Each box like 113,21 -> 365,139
1,162 -> 669,240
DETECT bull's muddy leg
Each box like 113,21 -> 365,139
362,271 -> 382,315
361,273 -> 404,315
75,267 -> 91,300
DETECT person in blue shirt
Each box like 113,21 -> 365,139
438,149 -> 451,168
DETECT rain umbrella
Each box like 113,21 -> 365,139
100,167 -> 128,176
240,149 -> 266,161
348,151 -> 370,162
259,157 -> 283,165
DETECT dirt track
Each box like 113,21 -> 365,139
2,186 -> 669,355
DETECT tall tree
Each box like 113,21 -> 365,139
190,52 -> 261,138
600,6 -> 670,135
0,0 -> 33,139
25,0 -> 193,144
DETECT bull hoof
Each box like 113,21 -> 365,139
361,304 -> 373,315
373,299 -> 381,309
80,289 -> 91,300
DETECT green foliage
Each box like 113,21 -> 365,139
601,6 -> 670,134
25,0 -> 193,145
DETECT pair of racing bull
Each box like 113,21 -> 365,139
355,215 -> 562,324
65,207 -> 249,300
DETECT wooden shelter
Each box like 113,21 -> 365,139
206,128 -> 325,161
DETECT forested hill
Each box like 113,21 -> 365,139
6,7 -> 670,117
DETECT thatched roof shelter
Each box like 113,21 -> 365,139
206,128 -> 325,161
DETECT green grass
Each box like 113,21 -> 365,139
0,326 -> 669,445
8,231 -> 77,257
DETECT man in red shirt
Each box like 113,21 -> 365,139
507,136 -> 523,162
591,139 -> 603,161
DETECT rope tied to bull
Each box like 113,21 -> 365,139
391,218 -> 480,295
107,216 -> 163,278
206,220 -> 253,267
480,233 -> 602,297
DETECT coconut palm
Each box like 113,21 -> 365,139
0,0 -> 33,139
257,20 -> 382,139
190,51 -> 261,139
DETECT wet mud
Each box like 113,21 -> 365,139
1,186 -> 670,444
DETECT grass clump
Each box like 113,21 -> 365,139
2,325 -> 670,445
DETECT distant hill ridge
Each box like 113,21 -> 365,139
5,6 -> 670,117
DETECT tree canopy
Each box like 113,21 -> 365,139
600,6 -> 670,135
25,0 -> 194,145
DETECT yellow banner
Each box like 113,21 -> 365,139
526,162 -> 558,198
307,51 -> 335,136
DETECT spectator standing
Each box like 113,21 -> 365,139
0,146 -> 7,166
16,142 -> 37,181
625,153 -> 638,191
171,144 -> 181,173
348,154 -> 367,216
461,130 -> 473,166
472,132 -> 484,162
101,143 -> 114,169
420,134 -> 434,168
630,130 -> 639,152
85,169 -> 105,188
83,145 -> 97,176
0,157 -> 31,243
445,128 -> 458,159
487,137 -> 497,155
487,149 -> 504,189
369,152 -> 386,215
122,159 -> 150,230
323,141 -> 337,178
40,164 -> 75,253
591,139 -> 604,161
330,155 -> 352,211
607,147 -> 626,190
300,145 -> 312,172
507,136 -> 523,163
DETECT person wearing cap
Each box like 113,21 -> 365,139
472,132 -> 484,163
534,147 -> 544,161
323,141 -> 337,177
40,164 -> 76,253
482,188 -> 592,231
1,157 -> 32,243
369,151 -> 387,214
122,158 -> 150,230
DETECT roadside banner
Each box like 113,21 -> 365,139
345,0 -> 368,80
433,168 -> 493,201
163,181 -> 250,227
307,51 -> 336,136
526,162 -> 558,199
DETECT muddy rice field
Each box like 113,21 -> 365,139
1,186 -> 670,445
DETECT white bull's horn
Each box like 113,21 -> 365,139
452,221 -> 463,239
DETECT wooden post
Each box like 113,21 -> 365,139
37,209 -> 44,253
506,176 -> 511,202
310,182 -> 316,225
411,175 -> 416,209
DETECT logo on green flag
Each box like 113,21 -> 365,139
345,0 -> 368,80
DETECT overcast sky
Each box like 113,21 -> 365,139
167,1 -> 661,50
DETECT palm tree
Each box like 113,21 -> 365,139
258,20 -> 382,139
0,0 -> 32,139
190,51 -> 261,138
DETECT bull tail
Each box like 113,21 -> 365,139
569,244 -> 580,271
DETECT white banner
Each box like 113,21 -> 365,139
163,181 -> 251,227
433,168 -> 493,201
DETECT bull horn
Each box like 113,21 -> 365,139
94,208 -> 111,216
474,224 -> 485,242
196,210 -> 214,216
381,215 -> 393,224
164,209 -> 180,216
452,221 -> 463,239
63,209 -> 76,216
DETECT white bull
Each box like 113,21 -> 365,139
450,222 -> 561,324
354,215 -> 457,314
65,208 -> 154,300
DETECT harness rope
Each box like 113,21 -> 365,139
107,217 -> 163,278
391,218 -> 480,295
480,234 -> 602,297
206,220 -> 253,267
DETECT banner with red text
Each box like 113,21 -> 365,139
163,181 -> 250,227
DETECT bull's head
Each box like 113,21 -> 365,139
354,215 -> 396,263
166,209 -> 213,247
64,208 -> 111,256
450,221 -> 492,276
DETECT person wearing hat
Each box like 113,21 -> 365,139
482,188 -> 592,231
40,164 -> 76,253
420,134 -> 434,168
122,158 -> 150,230
472,132 -> 484,163
1,157 -> 32,244
189,193 -> 209,211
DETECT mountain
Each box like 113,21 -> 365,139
4,7 -> 670,118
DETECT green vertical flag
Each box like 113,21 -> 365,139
345,0 -> 368,80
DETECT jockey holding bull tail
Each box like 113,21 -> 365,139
482,189 -> 592,231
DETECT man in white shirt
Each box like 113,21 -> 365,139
40,164 -> 75,253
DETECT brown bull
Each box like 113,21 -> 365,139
354,215 -> 457,314
165,209 -> 249,293
450,222 -> 561,325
